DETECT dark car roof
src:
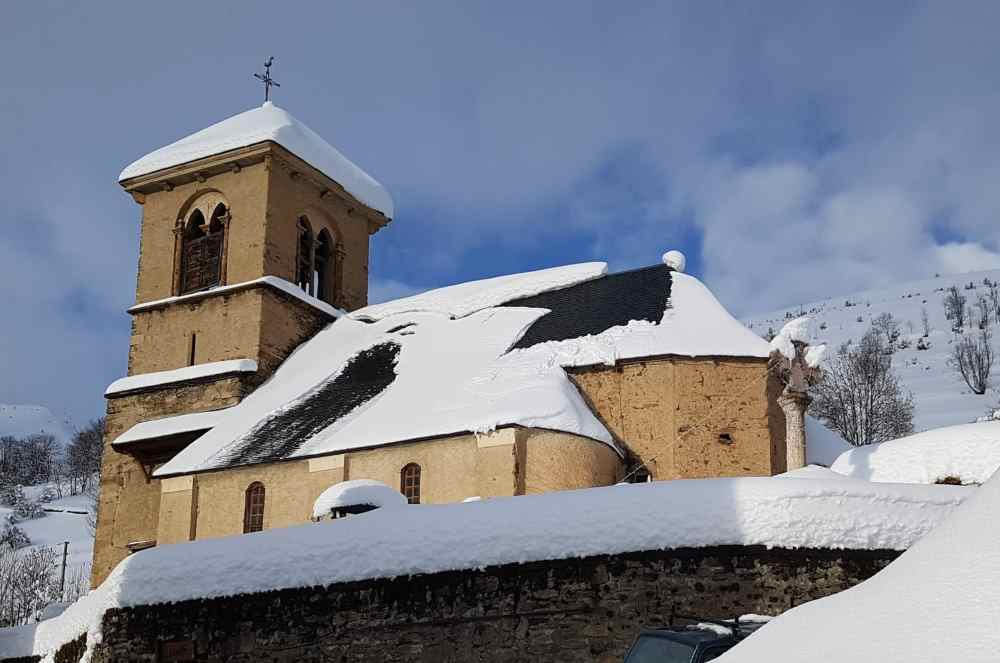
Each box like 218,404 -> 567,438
638,628 -> 732,647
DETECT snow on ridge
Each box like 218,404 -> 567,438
311,479 -> 407,518
350,261 -> 608,322
119,102 -> 393,218
4,476 -> 969,659
830,420 -> 1000,485
105,359 -> 258,397
0,404 -> 74,446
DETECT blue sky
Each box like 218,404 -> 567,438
2,1 -> 1000,425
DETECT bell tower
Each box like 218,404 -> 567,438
92,102 -> 393,586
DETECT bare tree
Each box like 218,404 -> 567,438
944,285 -> 967,331
811,328 -> 915,445
987,279 -> 1000,321
0,545 -> 59,627
975,294 -> 992,330
949,329 -> 995,395
921,307 -> 931,337
872,312 -> 901,350
65,418 -> 104,493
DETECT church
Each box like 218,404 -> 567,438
92,101 -> 788,587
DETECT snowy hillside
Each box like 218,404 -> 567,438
0,405 -> 74,447
746,269 -> 1000,431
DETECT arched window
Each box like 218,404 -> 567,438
295,217 -> 314,294
314,229 -> 332,303
243,482 -> 265,533
180,205 -> 226,294
401,464 -> 421,504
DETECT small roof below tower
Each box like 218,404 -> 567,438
119,102 -> 394,218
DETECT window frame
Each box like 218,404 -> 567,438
401,463 -> 421,504
243,481 -> 266,533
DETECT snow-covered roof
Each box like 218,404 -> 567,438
2,475 -> 970,660
119,102 -> 393,219
830,420 -> 1000,485
311,479 -> 407,518
154,261 -> 769,477
105,360 -> 257,397
721,463 -> 1000,662
112,409 -> 231,448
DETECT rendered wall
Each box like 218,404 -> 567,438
570,356 -> 781,480
82,546 -> 899,663
522,429 -> 621,493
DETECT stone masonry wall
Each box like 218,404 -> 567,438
85,546 -> 897,663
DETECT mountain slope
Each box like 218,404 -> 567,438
746,269 -> 1000,431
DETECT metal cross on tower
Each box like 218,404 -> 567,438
254,57 -> 280,102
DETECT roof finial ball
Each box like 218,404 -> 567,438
661,250 -> 686,273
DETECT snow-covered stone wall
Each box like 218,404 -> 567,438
81,546 -> 898,663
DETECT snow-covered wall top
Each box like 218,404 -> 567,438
0,404 -> 74,446
112,409 -> 232,448
127,276 -> 346,319
119,102 -> 393,218
830,420 -> 1000,485
105,359 -> 258,397
3,476 -> 969,659
153,262 -> 768,476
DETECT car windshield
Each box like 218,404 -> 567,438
624,635 -> 695,663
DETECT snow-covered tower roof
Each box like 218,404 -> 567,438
119,102 -> 393,219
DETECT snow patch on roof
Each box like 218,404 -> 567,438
506,272 -> 771,366
351,262 -> 608,321
106,360 -> 257,397
830,420 -> 1000,485
312,480 -> 407,518
112,409 -> 231,447
3,476 -> 970,660
120,102 -> 393,218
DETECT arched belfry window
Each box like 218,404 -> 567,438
180,205 -> 226,294
401,463 -> 421,504
243,482 -> 265,533
314,229 -> 332,302
296,217 -> 314,294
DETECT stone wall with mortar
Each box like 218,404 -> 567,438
79,546 -> 898,663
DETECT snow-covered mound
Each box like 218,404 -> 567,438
720,463 -> 1000,662
0,476 -> 970,660
830,420 -> 1000,485
119,102 -> 393,218
0,404 -> 74,447
746,269 -> 1000,430
311,479 -> 407,518
805,416 -> 853,466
